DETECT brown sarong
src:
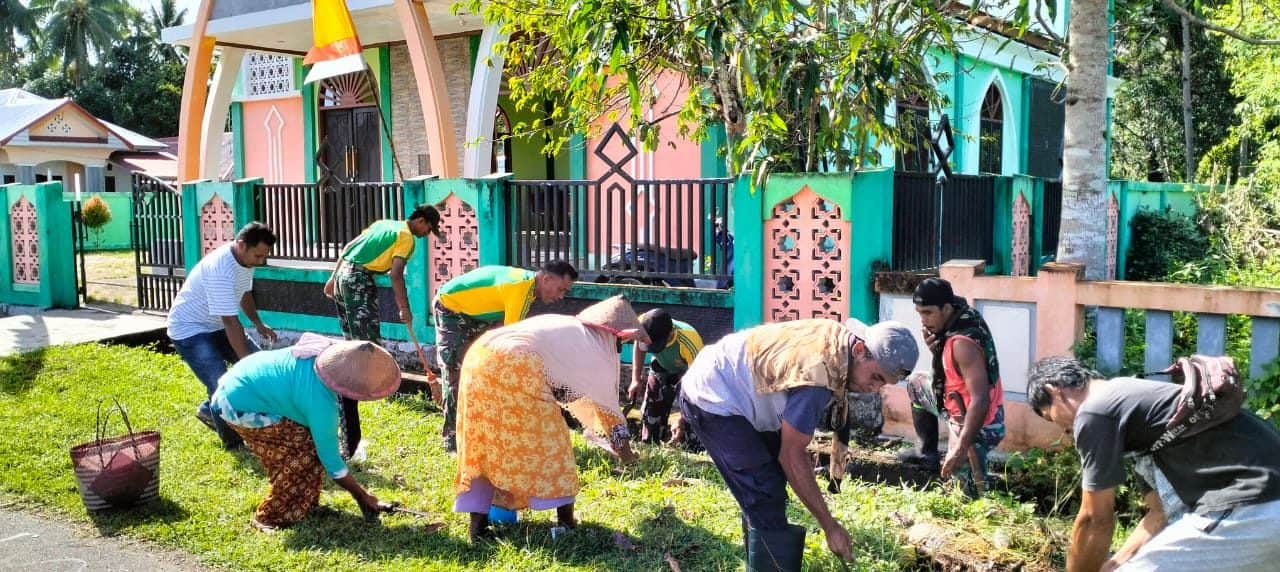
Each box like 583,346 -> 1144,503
231,419 -> 324,526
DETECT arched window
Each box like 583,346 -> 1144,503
896,94 -> 932,173
979,84 -> 1004,174
491,106 -> 513,174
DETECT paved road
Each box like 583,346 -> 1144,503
0,507 -> 204,571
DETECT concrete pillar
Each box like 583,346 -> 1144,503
1144,310 -> 1173,380
17,165 -> 35,184
394,0 -> 459,178
1097,307 -> 1125,375
201,47 -> 245,181
1197,313 -> 1227,356
85,165 -> 106,194
462,24 -> 509,178
1250,318 -> 1280,380
176,0 -> 217,182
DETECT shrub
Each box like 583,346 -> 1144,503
81,195 -> 112,229
1124,208 -> 1210,282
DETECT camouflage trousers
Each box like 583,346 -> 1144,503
639,368 -> 699,448
906,376 -> 1006,496
334,265 -> 381,344
333,265 -> 380,457
433,301 -> 497,439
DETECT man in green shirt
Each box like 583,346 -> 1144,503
628,309 -> 703,447
433,261 -> 578,452
323,204 -> 442,459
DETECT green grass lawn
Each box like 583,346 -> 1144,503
0,344 -> 1074,571
83,249 -> 138,307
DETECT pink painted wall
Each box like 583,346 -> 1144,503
242,96 -> 304,184
583,72 -> 708,266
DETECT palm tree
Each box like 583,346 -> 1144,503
0,0 -> 42,74
31,0 -> 132,87
1055,0 -> 1112,279
149,0 -> 186,61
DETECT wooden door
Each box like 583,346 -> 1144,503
321,109 -> 355,183
352,107 -> 382,183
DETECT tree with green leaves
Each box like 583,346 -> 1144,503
0,0 -> 42,84
31,0 -> 133,87
148,0 -> 186,62
461,0 -> 966,180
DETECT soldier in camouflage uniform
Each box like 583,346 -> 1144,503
324,205 -> 442,459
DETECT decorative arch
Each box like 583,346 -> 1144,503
200,195 -> 236,255
491,105 -> 513,174
763,186 -> 852,323
1011,193 -> 1031,276
895,93 -> 933,173
978,82 -> 1005,175
11,196 -> 39,284
430,193 -> 480,301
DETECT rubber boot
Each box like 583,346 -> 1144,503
746,524 -> 806,572
896,407 -> 940,473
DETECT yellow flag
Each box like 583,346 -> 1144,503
303,0 -> 366,84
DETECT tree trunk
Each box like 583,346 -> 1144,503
1181,15 -> 1197,182
1057,0 -> 1111,279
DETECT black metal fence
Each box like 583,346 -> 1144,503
508,177 -> 734,286
252,182 -> 403,261
1042,179 -> 1063,256
507,123 -> 733,287
891,172 -> 996,271
131,173 -> 184,311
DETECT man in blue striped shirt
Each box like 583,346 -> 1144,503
167,222 -> 278,450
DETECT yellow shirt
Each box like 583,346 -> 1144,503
435,266 -> 537,324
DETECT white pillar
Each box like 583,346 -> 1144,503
462,24 -> 510,178
201,47 -> 246,180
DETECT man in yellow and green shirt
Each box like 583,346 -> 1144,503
323,204 -> 442,459
628,309 -> 704,447
433,261 -> 578,452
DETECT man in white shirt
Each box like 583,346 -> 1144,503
167,222 -> 278,449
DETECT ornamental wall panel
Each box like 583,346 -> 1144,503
762,186 -> 851,323
1106,193 -> 1119,280
10,196 -> 39,284
430,193 -> 480,301
1011,193 -> 1031,276
200,195 -> 236,256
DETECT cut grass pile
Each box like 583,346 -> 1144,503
0,343 -> 1076,570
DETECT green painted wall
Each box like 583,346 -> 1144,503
0,182 -> 77,308
231,101 -> 246,180
62,192 -> 133,250
848,169 -> 894,322
299,58 -> 317,184
1114,180 -> 1207,280
731,174 -> 763,329
377,45 -> 396,181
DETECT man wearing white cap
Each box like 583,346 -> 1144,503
678,318 -> 918,571
210,335 -> 400,531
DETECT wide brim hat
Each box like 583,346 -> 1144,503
576,295 -> 641,334
314,341 -> 402,400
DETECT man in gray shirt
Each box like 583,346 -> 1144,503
1027,356 -> 1280,571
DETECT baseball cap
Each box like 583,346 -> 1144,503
846,318 -> 919,381
913,277 -> 958,308
638,309 -> 674,352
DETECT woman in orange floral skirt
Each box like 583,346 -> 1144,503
453,295 -> 645,541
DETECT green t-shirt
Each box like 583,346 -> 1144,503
340,220 -> 415,273
648,320 -> 703,374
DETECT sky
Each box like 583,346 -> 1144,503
126,0 -> 197,25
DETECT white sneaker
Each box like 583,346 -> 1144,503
350,439 -> 369,464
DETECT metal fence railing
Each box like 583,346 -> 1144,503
252,182 -> 403,262
891,171 -> 996,272
507,177 -> 734,287
1041,179 -> 1063,256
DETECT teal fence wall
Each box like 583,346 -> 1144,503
0,182 -> 77,309
1110,180 -> 1207,280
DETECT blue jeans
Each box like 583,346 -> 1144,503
172,330 -> 256,448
